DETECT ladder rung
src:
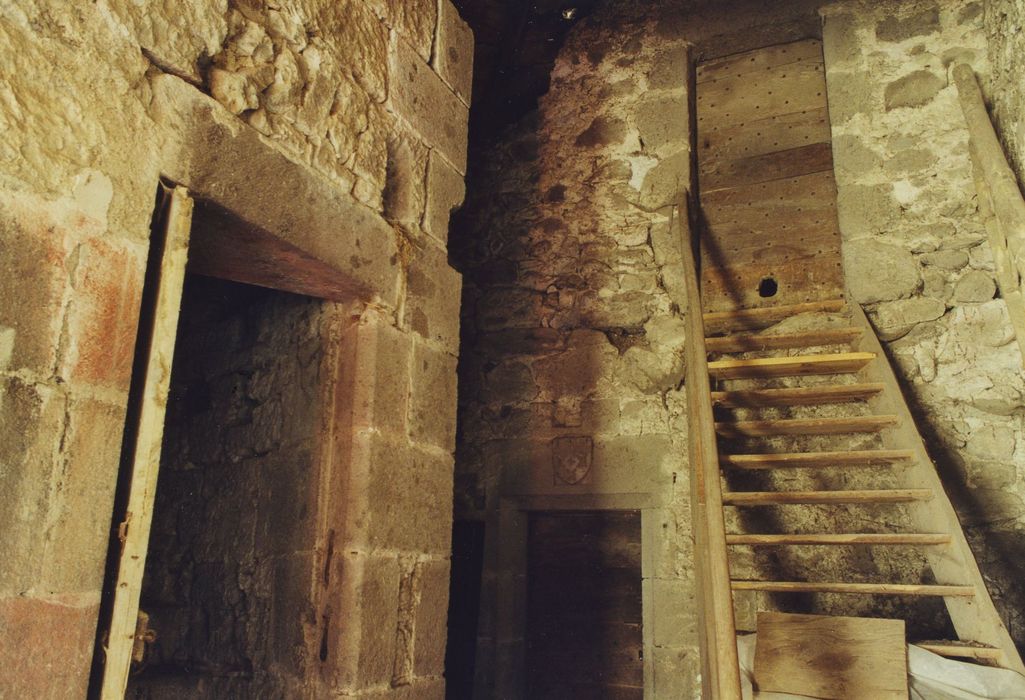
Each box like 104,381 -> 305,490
711,383 -> 884,407
703,299 -> 846,333
722,489 -> 933,505
708,352 -> 875,379
705,327 -> 862,353
731,581 -> 975,597
916,642 -> 1003,661
726,533 -> 951,545
715,415 -> 899,437
722,450 -> 915,469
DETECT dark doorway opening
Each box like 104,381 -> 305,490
445,520 -> 486,699
526,510 -> 643,699
126,274 -> 327,698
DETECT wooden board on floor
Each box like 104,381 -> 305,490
753,612 -> 908,700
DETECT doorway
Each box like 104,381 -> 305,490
526,510 -> 643,699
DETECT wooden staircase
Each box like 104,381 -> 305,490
703,298 -> 1025,675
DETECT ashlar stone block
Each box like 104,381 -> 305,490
423,149 -> 466,244
388,33 -> 469,173
434,0 -> 474,105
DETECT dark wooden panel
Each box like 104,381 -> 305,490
701,171 -> 841,267
700,107 -> 832,165
699,256 -> 846,313
702,142 -> 834,191
527,511 -> 643,698
697,39 -> 823,84
697,60 -> 825,127
696,40 -> 844,312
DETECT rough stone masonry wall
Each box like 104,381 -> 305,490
0,1 -> 470,697
452,6 -> 698,695
985,0 -> 1025,181
823,0 -> 1025,644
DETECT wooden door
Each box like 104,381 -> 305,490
526,511 -> 643,699
696,39 -> 844,312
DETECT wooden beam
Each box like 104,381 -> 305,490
712,383 -> 884,407
726,533 -> 950,545
705,327 -> 861,353
722,489 -> 932,505
100,186 -> 193,698
677,191 -> 743,698
916,643 -> 1003,661
708,352 -> 875,379
732,581 -> 974,597
715,415 -> 898,437
722,449 -> 914,469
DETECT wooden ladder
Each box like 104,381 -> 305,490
704,298 -> 1025,675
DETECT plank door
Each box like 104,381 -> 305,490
526,511 -> 643,699
98,185 -> 193,698
696,39 -> 845,312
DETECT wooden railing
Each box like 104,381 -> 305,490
675,191 -> 743,698
953,64 -> 1025,363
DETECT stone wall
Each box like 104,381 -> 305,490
0,1 -> 470,697
823,0 -> 1025,643
985,0 -> 1025,182
450,0 -> 848,694
452,5 -> 697,695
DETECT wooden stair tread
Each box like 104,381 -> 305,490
703,299 -> 847,333
731,581 -> 975,597
715,415 -> 899,437
726,533 -> 951,545
708,352 -> 875,379
916,642 -> 1003,660
711,383 -> 884,407
722,489 -> 933,505
705,327 -> 862,353
722,449 -> 915,469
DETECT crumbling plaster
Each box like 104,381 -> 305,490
0,1 -> 470,697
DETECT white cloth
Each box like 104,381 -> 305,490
735,633 -> 1025,699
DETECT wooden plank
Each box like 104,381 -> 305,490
917,643 -> 1003,661
711,383 -> 884,408
700,172 -> 842,269
702,142 -> 833,191
703,299 -> 845,333
697,59 -> 826,126
676,192 -> 743,698
707,352 -> 875,379
715,414 -> 898,438
706,328 -> 861,354
697,39 -> 823,84
722,489 -> 932,505
699,107 -> 832,164
100,186 -> 193,698
733,581 -> 974,597
726,533 -> 950,545
754,612 -> 907,700
852,302 -> 1025,673
723,449 -> 915,470
700,256 -> 846,313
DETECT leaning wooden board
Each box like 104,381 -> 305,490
99,186 -> 193,698
696,39 -> 845,312
753,612 -> 908,699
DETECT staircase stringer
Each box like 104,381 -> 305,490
852,303 -> 1025,673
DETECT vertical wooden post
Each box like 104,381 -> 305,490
99,186 -> 193,698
